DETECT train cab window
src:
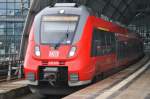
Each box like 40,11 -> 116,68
41,16 -> 79,45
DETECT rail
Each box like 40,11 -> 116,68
0,60 -> 24,82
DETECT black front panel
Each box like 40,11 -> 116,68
39,66 -> 68,87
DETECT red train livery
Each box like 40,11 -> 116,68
24,3 -> 144,94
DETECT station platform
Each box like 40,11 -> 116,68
64,56 -> 150,99
0,80 -> 29,99
113,66 -> 150,99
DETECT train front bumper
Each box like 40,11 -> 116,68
26,66 -> 92,87
26,80 -> 92,87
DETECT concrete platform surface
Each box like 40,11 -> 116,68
0,80 -> 30,99
64,56 -> 150,99
112,67 -> 150,99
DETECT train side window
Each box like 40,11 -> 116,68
104,32 -> 116,54
110,33 -> 116,53
91,28 -> 105,56
105,33 -> 111,54
91,28 -> 116,57
95,30 -> 106,55
91,29 -> 97,56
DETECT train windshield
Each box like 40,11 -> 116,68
41,16 -> 79,45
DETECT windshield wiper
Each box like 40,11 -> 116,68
54,32 -> 69,49
54,21 -> 71,49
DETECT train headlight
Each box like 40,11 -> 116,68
35,46 -> 40,56
68,46 -> 76,57
70,73 -> 78,81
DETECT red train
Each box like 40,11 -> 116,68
24,3 -> 144,95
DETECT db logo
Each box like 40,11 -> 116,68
49,51 -> 59,57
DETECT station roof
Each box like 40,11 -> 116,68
30,0 -> 150,25
20,0 -> 150,58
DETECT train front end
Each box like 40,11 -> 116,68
24,3 -> 95,93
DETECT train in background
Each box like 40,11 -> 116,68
24,3 -> 144,95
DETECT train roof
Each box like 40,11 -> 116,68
35,3 -> 141,40
36,4 -> 92,16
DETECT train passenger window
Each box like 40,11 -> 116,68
104,32 -> 116,54
91,29 -> 104,56
110,33 -> 116,52
117,41 -> 127,60
91,29 -> 99,56
105,33 -> 111,54
91,28 -> 116,57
